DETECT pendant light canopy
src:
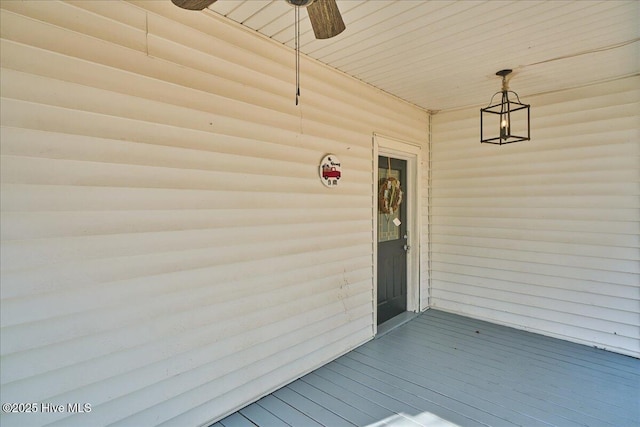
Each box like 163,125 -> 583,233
480,69 -> 530,145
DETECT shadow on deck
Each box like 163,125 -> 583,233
215,309 -> 640,427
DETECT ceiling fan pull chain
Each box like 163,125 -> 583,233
295,5 -> 300,105
170,0 -> 345,105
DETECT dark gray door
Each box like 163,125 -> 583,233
377,156 -> 407,325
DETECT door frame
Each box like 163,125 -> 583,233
373,133 -> 423,332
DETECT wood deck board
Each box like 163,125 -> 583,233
401,316 -> 639,422
405,315 -> 640,406
351,345 -> 586,427
287,379 -> 380,426
425,311 -> 639,372
357,328 -> 619,426
273,387 -> 356,427
327,357 -> 512,427
422,311 -> 640,379
256,395 -> 324,427
385,324 -> 634,408
219,412 -> 259,427
216,310 -> 640,427
240,400 -> 291,427
405,315 -> 638,396
340,359 -> 490,426
296,368 -> 478,427
310,366 -> 442,427
299,372 -> 401,422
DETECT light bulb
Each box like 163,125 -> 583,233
500,115 -> 509,139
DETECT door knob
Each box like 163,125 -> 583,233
403,244 -> 410,251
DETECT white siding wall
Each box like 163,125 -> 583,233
430,76 -> 639,357
0,1 -> 427,426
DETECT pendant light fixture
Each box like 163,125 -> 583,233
480,69 -> 530,145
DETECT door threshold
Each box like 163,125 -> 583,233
376,311 -> 419,339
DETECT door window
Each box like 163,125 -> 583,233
378,167 -> 402,242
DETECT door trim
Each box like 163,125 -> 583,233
373,133 -> 422,335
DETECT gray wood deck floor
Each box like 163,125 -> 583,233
214,310 -> 640,427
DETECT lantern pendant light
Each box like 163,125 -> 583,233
480,69 -> 530,145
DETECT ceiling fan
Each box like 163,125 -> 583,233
171,0 -> 346,39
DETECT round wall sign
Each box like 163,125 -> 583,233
319,154 -> 342,187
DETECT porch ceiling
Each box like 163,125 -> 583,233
204,0 -> 639,112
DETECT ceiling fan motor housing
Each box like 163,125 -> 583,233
286,0 -> 315,7
171,0 -> 345,40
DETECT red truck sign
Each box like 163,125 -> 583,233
320,155 -> 342,187
322,166 -> 341,179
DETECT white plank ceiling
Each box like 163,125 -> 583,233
204,0 -> 639,112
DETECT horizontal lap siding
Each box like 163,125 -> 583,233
0,1 -> 427,426
430,77 -> 639,357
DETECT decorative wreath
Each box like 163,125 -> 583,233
378,177 -> 403,214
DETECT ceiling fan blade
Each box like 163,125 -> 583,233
171,0 -> 217,11
307,0 -> 345,39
